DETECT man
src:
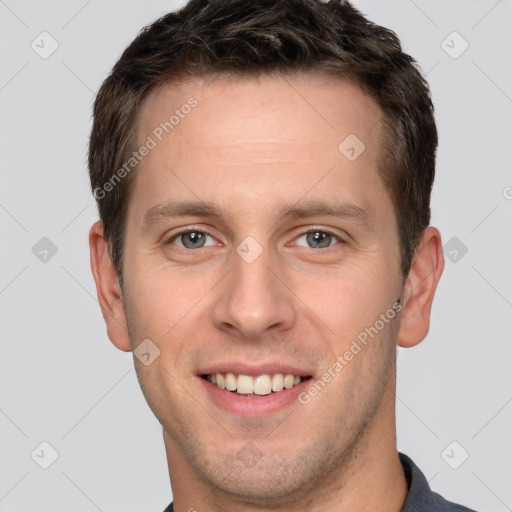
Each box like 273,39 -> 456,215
88,0 -> 477,510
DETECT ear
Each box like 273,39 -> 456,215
397,227 -> 445,348
89,221 -> 132,352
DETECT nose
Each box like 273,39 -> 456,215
210,242 -> 296,341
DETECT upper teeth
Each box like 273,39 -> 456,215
206,373 -> 303,395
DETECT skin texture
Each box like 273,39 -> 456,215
89,73 -> 444,511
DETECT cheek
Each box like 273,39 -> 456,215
307,261 -> 396,339
134,357 -> 197,442
123,263 -> 206,383
124,262 -> 198,337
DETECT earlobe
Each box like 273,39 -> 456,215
89,221 -> 132,352
397,227 -> 445,348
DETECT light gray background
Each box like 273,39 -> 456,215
0,0 -> 511,511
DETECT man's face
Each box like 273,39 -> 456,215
121,74 -> 404,503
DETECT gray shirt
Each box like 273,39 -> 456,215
399,452 -> 477,511
162,451 -> 478,511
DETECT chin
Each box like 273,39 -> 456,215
185,440 -> 337,508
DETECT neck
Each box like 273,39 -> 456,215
165,385 -> 407,512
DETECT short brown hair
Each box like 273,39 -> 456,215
88,0 -> 437,282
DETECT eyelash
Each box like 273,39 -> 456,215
165,227 -> 344,250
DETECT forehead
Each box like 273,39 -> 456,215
137,72 -> 383,153
131,72 -> 390,224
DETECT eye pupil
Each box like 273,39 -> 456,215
182,231 -> 206,249
307,231 -> 332,248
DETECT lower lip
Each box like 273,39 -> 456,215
199,377 -> 311,417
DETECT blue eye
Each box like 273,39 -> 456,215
295,230 -> 340,249
166,229 -> 342,251
169,230 -> 216,249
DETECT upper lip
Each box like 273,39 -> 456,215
198,362 -> 313,377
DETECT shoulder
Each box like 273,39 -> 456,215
399,452 -> 478,512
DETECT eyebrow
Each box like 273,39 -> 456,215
142,199 -> 373,231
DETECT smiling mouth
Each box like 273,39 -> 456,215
201,373 -> 312,397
